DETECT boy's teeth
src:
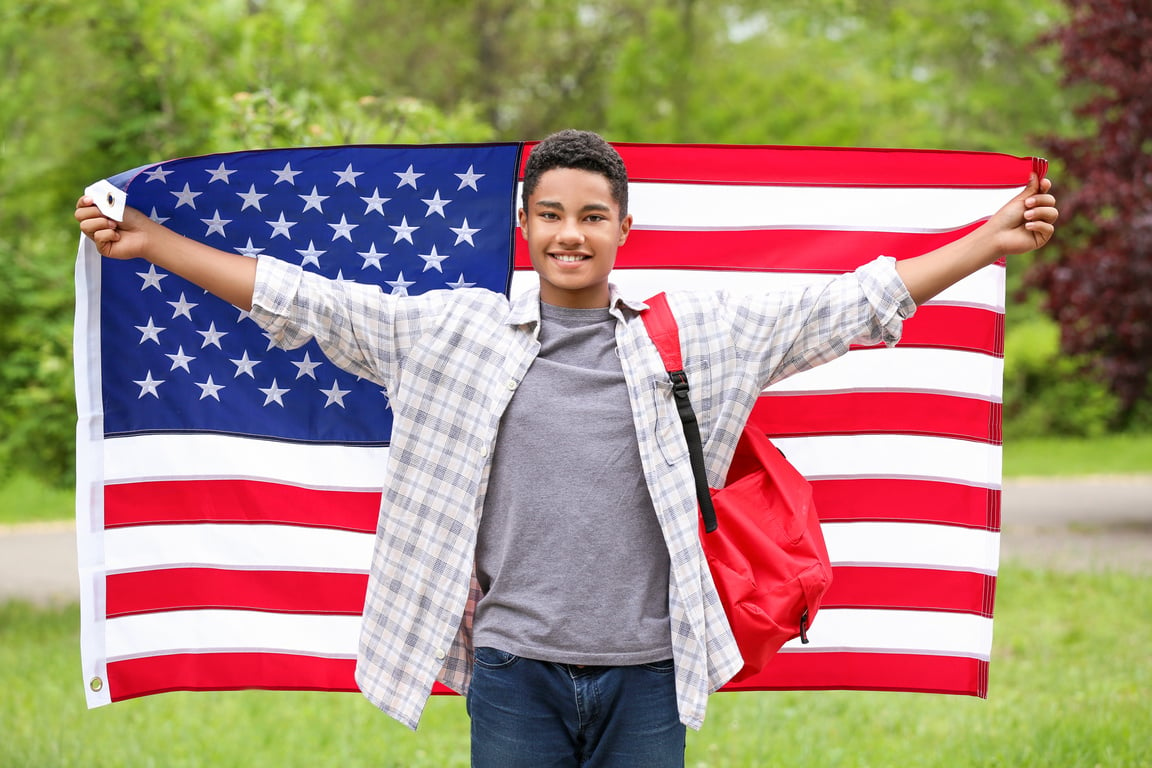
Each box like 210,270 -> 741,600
554,254 -> 585,262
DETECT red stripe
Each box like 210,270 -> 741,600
720,652 -> 989,697
750,392 -> 999,443
824,567 -> 996,617
515,226 -> 990,273
105,568 -> 369,618
521,142 -> 1036,189
106,650 -> 987,701
858,305 -> 1003,355
810,478 -> 1000,530
103,565 -> 993,620
107,653 -> 454,702
104,479 -> 380,531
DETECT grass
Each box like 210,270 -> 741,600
3,433 -> 1151,527
2,565 -> 1149,767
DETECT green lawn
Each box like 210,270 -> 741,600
3,565 -> 1149,767
4,434 -> 1151,527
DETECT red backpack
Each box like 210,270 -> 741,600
641,292 -> 834,683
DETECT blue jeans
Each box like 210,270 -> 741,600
467,647 -> 686,767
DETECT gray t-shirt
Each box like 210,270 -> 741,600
472,302 -> 673,665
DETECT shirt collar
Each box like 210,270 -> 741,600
503,283 -> 651,327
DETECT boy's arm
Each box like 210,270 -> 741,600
75,196 -> 257,310
896,175 -> 1058,306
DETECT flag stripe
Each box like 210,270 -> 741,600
511,266 -> 1007,312
100,520 -> 993,574
722,652 -> 989,697
100,607 -> 990,661
104,564 -> 994,620
751,392 -> 1000,442
811,478 -> 1000,529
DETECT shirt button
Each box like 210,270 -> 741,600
506,379 -> 518,390
435,648 -> 446,660
479,446 -> 489,457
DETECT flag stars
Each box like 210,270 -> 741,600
419,245 -> 450,273
447,274 -> 477,290
361,188 -> 391,216
133,371 -> 164,399
201,210 -> 231,237
320,380 -> 351,408
395,164 -> 423,189
267,212 -> 298,239
206,162 -> 237,183
292,351 -> 323,380
272,162 -> 302,185
357,243 -> 387,270
296,241 -> 326,268
237,184 -> 268,211
235,238 -> 264,258
136,263 -> 168,291
195,375 -> 226,401
389,216 -> 419,244
143,166 -> 173,184
450,218 -> 481,246
170,182 -> 202,210
422,190 -> 451,217
259,378 -> 290,407
147,207 -> 171,225
165,346 -> 196,372
135,317 -> 166,344
167,292 -> 198,320
334,164 -> 364,187
328,214 -> 358,242
386,272 -> 416,296
455,165 -> 484,191
229,350 -> 261,378
196,322 -> 228,349
299,186 -> 329,213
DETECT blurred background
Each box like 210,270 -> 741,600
1,0 -> 1149,491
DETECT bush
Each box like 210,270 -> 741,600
1003,316 -> 1120,438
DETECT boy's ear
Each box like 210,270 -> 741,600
517,207 -> 527,239
618,213 -> 633,246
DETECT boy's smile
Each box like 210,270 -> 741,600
519,167 -> 632,309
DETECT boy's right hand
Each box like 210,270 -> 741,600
75,197 -> 151,260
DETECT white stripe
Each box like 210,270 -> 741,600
780,608 -> 993,659
518,181 -> 1023,232
102,606 -> 990,661
104,432 -> 998,488
103,433 -> 389,488
102,519 -> 993,575
765,348 -> 1004,400
512,264 -> 1006,312
823,522 -> 999,573
105,610 -> 360,661
104,524 -> 374,573
775,434 -> 1002,487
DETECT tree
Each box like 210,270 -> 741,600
1025,0 -> 1152,425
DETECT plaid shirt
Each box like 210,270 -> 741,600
250,255 -> 915,730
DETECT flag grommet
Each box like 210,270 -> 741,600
89,677 -> 104,693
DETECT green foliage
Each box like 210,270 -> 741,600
1003,316 -> 1119,437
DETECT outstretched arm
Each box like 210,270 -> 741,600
75,197 -> 258,310
896,175 -> 1058,306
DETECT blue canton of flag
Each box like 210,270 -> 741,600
99,144 -> 523,443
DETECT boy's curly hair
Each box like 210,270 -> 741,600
522,129 -> 629,217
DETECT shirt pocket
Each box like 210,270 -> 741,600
651,359 -> 713,466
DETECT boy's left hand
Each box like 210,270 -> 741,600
992,175 -> 1059,256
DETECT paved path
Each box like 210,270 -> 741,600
2,477 -> 1150,605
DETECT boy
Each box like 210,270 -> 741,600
77,129 -> 1058,767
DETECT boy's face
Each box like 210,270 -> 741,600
518,167 -> 632,309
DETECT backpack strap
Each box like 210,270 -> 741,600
640,293 -> 719,533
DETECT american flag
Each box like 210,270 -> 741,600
74,141 -> 1045,707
